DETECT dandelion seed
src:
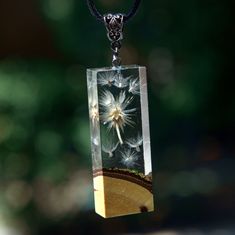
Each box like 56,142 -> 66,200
120,149 -> 139,168
100,90 -> 115,106
129,78 -> 140,95
90,104 -> 99,123
98,71 -> 115,86
114,73 -> 131,88
126,133 -> 143,152
102,141 -> 119,158
100,90 -> 136,144
89,93 -> 99,125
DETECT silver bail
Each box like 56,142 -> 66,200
104,13 -> 124,67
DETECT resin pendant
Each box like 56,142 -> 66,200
87,65 -> 154,218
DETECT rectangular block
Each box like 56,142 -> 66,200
87,65 -> 154,218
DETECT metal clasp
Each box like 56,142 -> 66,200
104,14 -> 124,67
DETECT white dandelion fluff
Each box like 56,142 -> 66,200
88,92 -> 99,125
120,149 -> 139,168
90,103 -> 99,124
126,133 -> 143,152
98,71 -> 115,86
99,90 -> 115,106
129,78 -> 140,95
100,90 -> 136,144
102,141 -> 119,158
114,73 -> 131,88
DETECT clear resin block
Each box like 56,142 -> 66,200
87,65 -> 154,218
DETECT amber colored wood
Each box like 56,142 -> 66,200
93,174 -> 154,218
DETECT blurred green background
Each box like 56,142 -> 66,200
0,0 -> 234,234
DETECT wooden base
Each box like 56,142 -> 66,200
93,169 -> 154,218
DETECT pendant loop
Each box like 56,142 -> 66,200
104,14 -> 124,67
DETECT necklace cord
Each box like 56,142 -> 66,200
86,0 -> 141,23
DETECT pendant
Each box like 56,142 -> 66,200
87,14 -> 154,218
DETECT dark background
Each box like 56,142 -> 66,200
0,0 -> 234,235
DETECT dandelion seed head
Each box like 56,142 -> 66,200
100,90 -> 136,144
114,73 -> 131,88
126,133 -> 143,147
126,133 -> 143,152
129,78 -> 140,95
98,71 -> 115,86
120,149 -> 139,168
101,91 -> 135,129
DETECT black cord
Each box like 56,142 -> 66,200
123,0 -> 141,22
86,0 -> 141,23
